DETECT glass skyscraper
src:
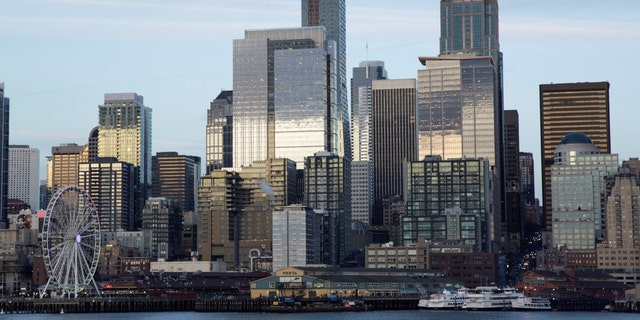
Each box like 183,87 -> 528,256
233,27 -> 337,169
417,56 -> 498,166
302,0 -> 349,160
551,133 -> 618,251
351,61 -> 387,225
206,90 -> 233,173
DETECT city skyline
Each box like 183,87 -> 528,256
2,0 -> 640,203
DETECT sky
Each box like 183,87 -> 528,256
1,0 -> 640,203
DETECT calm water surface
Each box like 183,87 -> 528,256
1,310 -> 638,320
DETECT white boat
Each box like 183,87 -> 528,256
418,287 -> 470,309
462,286 -> 523,310
511,296 -> 551,310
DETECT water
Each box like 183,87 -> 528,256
0,310 -> 637,320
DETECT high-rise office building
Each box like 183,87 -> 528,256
98,93 -> 152,184
519,152 -> 538,227
142,197 -> 183,261
302,0 -> 349,160
540,82 -> 611,230
233,27 -> 337,169
417,56 -> 498,166
551,133 -> 618,251
87,126 -> 99,163
403,156 -> 494,252
79,157 -> 135,232
197,170 -> 272,269
8,145 -> 39,210
304,152 -> 351,265
351,61 -> 387,225
238,158 -> 298,207
151,152 -> 201,213
206,90 -> 233,173
371,79 -> 417,227
98,92 -> 152,229
48,143 -> 85,192
0,83 -> 9,228
503,110 -> 521,252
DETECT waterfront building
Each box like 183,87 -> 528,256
8,145 -> 39,210
271,204 -> 322,272
151,152 -> 201,213
371,79 -> 417,226
551,132 -> 618,251
365,241 -> 430,269
540,82 -> 611,230
142,197 -> 182,261
197,170 -> 272,269
304,152 -> 351,265
232,27 -> 337,169
403,156 -> 495,252
206,90 -> 233,173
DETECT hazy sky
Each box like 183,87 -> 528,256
1,0 -> 639,203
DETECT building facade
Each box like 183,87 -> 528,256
232,27 -> 337,169
79,157 -> 135,233
151,152 -> 201,213
48,143 -> 85,193
304,152 -> 351,265
142,197 -> 183,261
302,0 -> 348,160
503,110 -> 521,252
351,61 -> 387,226
371,79 -> 417,226
551,133 -> 618,251
8,145 -> 39,210
0,83 -> 8,228
271,205 -> 322,272
403,157 -> 494,252
540,82 -> 611,230
206,90 -> 233,173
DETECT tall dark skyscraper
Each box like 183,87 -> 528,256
351,61 -> 387,225
0,83 -> 8,228
371,79 -> 418,226
151,152 -> 201,213
539,82 -> 611,230
302,0 -> 349,160
504,110 -> 521,252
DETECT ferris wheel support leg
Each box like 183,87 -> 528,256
39,276 -> 55,298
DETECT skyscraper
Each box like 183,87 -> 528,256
404,156 -> 493,252
48,143 -> 85,193
79,157 -> 135,232
540,82 -> 611,230
0,83 -> 8,228
232,27 -> 337,169
143,197 -> 183,260
206,90 -> 233,173
551,133 -> 618,251
98,92 -> 152,229
98,93 -> 152,185
151,152 -> 201,213
271,204 -> 322,272
302,0 -> 349,160
305,152 -> 351,265
351,61 -> 387,225
503,110 -> 521,252
371,79 -> 417,226
8,145 -> 40,210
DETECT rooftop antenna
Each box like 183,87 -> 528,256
366,42 -> 369,60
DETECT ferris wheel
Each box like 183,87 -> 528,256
40,186 -> 101,298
